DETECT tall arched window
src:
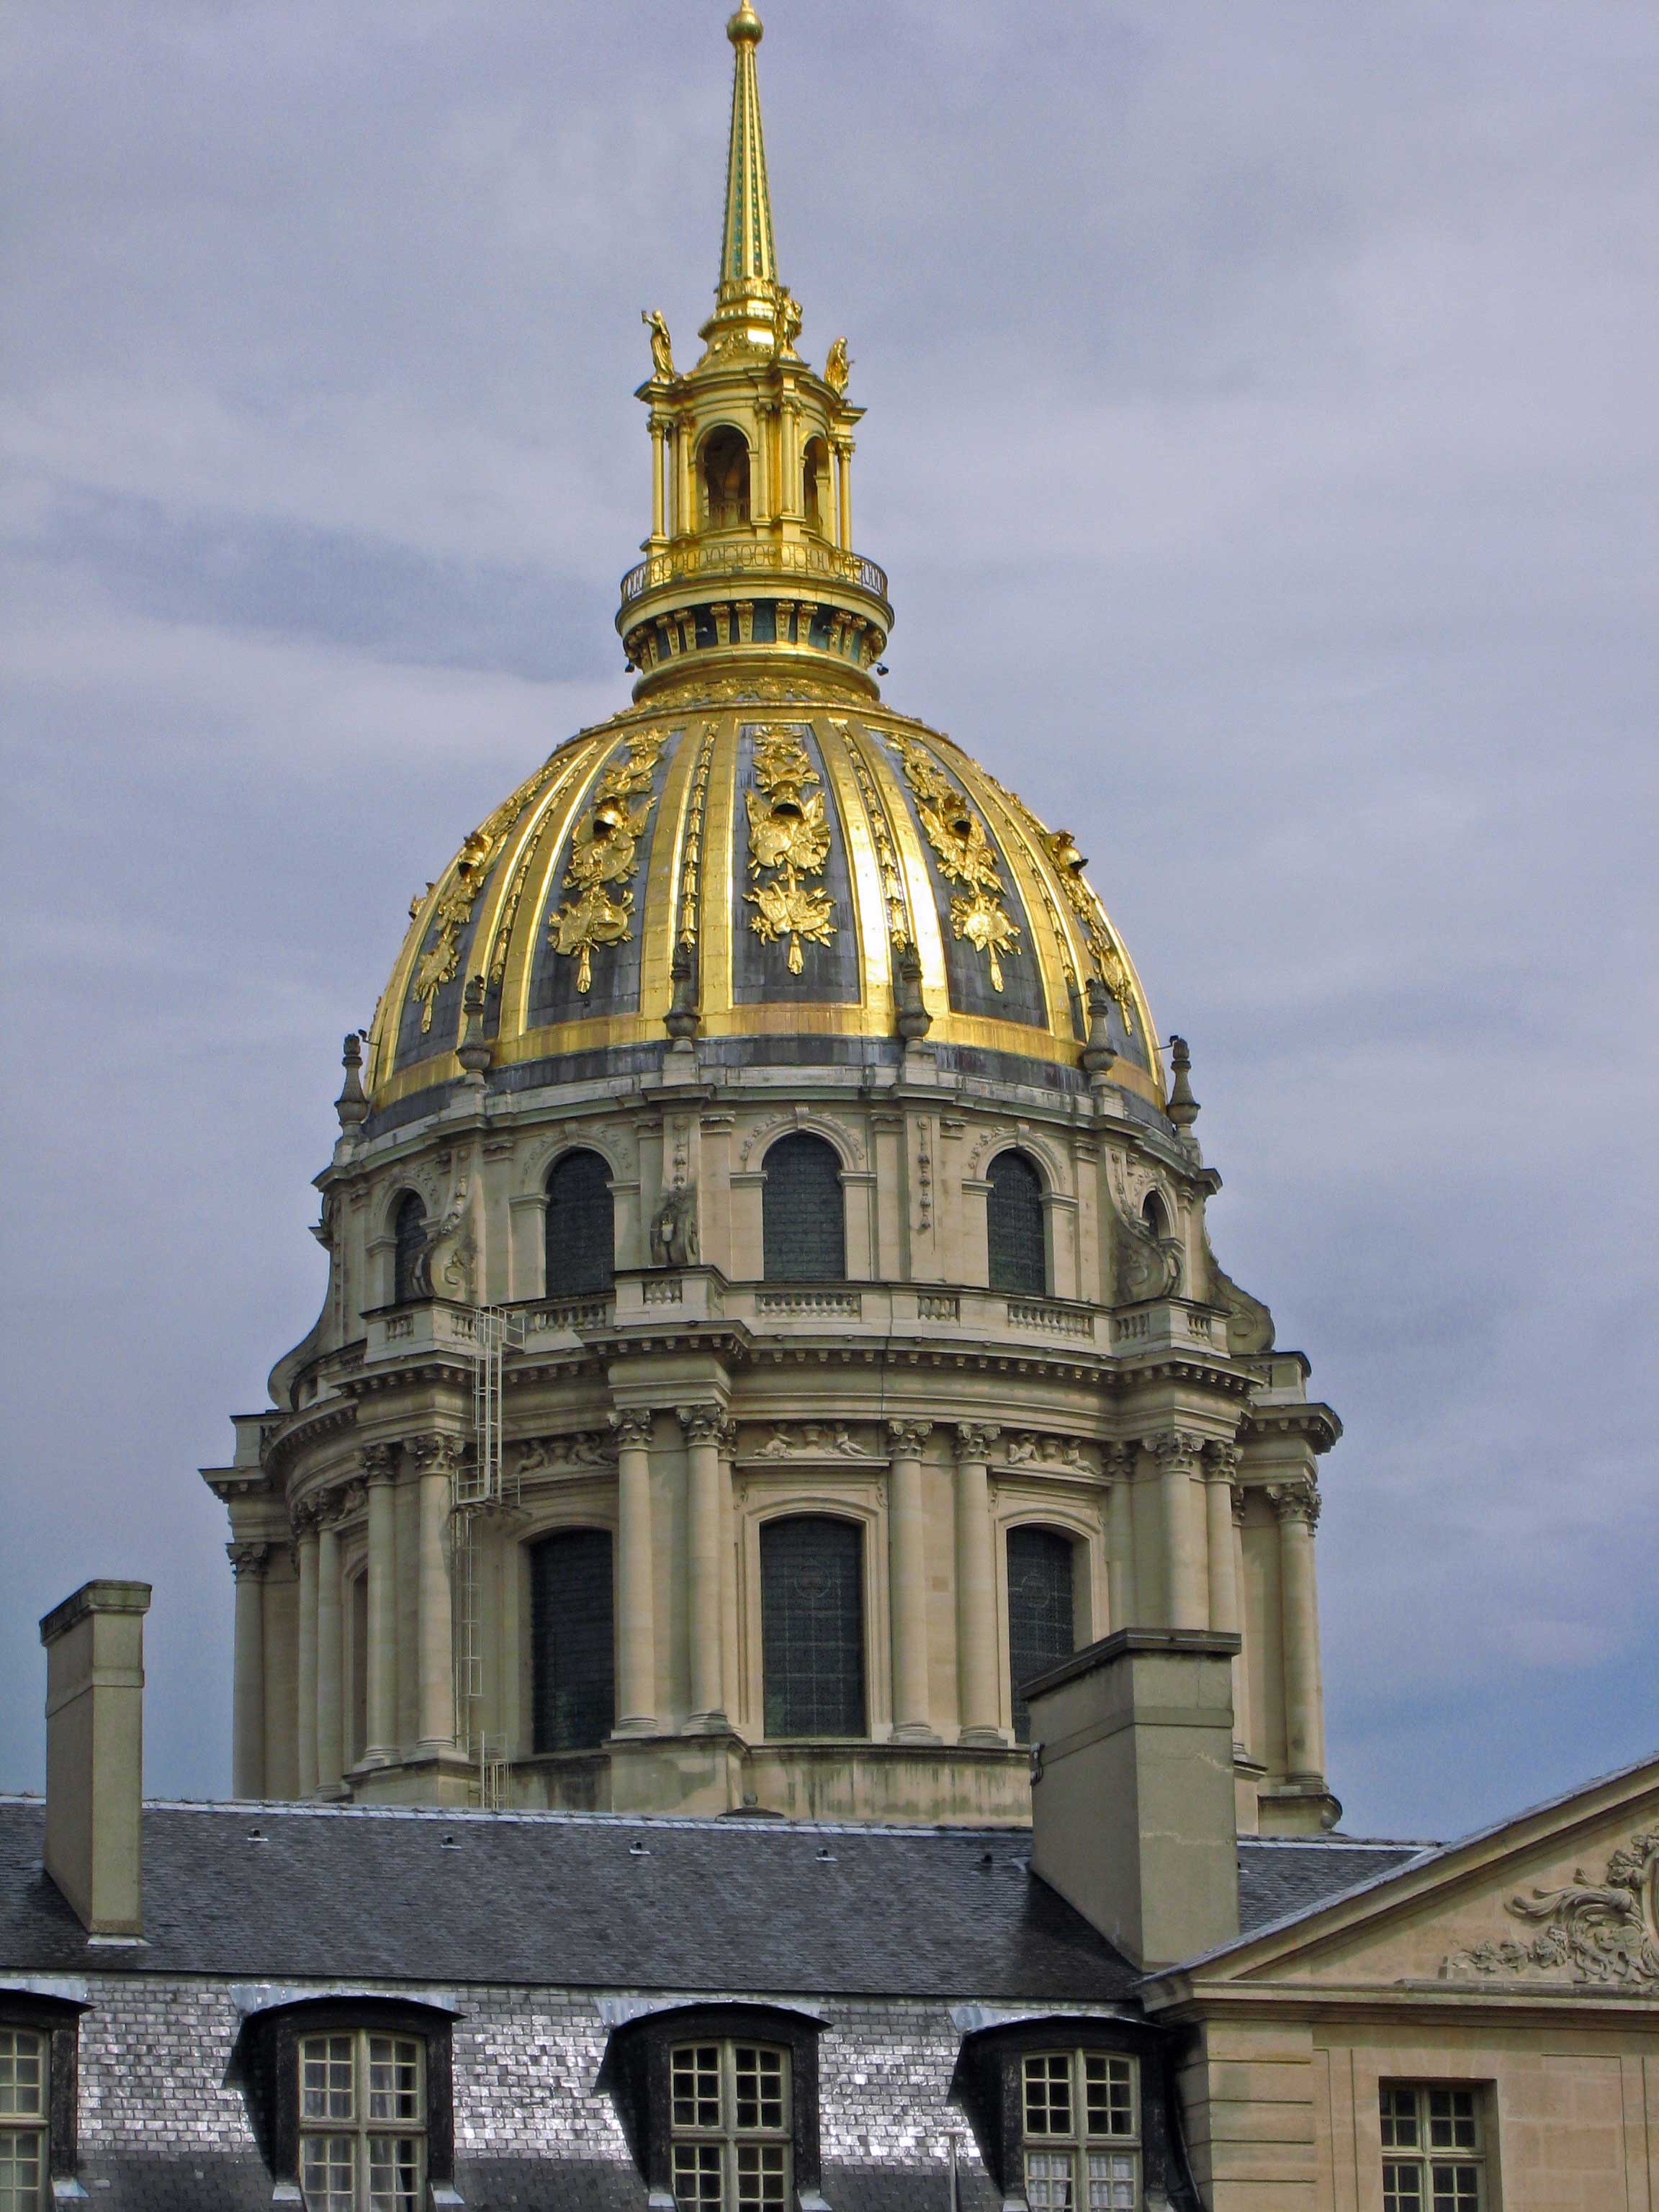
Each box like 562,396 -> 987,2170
760,1517 -> 865,1738
1141,1190 -> 1167,1241
1007,1525 -> 1076,1743
987,1151 -> 1047,1296
802,436 -> 830,533
392,1192 -> 427,1305
530,1529 -> 615,1752
703,427 -> 751,529
545,1150 -> 614,1298
762,1133 -> 845,1282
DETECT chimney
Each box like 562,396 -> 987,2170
39,1579 -> 151,1941
1025,1627 -> 1241,1972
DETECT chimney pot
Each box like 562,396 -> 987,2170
1025,1625 -> 1240,1972
39,1579 -> 151,1941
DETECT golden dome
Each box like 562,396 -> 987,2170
364,8 -> 1164,1121
367,690 -> 1162,1117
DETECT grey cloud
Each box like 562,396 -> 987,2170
1,0 -> 1654,1840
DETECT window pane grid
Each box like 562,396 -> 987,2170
1084,2055 -> 1135,2139
1007,1527 -> 1076,1744
530,1528 -> 616,1753
670,2041 -> 791,2211
545,1150 -> 615,1296
0,2035 -> 43,2122
1381,2087 -> 1483,2212
1024,2054 -> 1139,2212
761,1134 -> 845,1282
987,1151 -> 1046,1295
0,2128 -> 46,2212
760,1517 -> 865,1738
298,2030 -> 427,2211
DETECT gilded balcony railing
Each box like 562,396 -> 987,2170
619,536 -> 889,608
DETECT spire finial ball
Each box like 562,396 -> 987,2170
728,1 -> 763,45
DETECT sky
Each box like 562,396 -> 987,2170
1,0 -> 1655,1841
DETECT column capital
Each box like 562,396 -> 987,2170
1267,1479 -> 1321,1530
359,1441 -> 398,1486
954,1422 -> 1002,1461
227,1541 -> 270,1581
886,1419 -> 934,1457
611,1408 -> 657,1450
292,1498 -> 323,1540
678,1405 -> 732,1449
1202,1439 -> 1242,1481
409,1432 -> 465,1478
1101,1439 -> 1136,1483
1146,1428 -> 1208,1473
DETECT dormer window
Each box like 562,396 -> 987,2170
703,428 -> 751,528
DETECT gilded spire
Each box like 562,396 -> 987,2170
719,3 -> 778,310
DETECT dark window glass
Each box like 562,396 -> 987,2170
545,1151 -> 614,1297
761,1518 -> 864,1738
762,1135 -> 845,1282
1007,1527 -> 1075,1743
987,1151 -> 1047,1295
392,1193 -> 427,1305
531,1530 -> 615,1751
1141,1191 -> 1166,1240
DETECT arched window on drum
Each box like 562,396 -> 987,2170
530,1529 -> 616,1752
761,1133 -> 845,1282
986,1151 -> 1047,1297
1007,1526 -> 1076,1743
545,1150 -> 615,1298
392,1192 -> 427,1305
760,1516 -> 866,1738
702,426 -> 751,529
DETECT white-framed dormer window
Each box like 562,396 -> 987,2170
1022,2049 -> 1140,2208
0,2026 -> 48,2212
669,2038 -> 791,2207
298,2028 -> 426,2210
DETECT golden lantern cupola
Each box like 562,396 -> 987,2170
618,2 -> 893,703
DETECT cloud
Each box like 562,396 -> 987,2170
1,0 -> 1655,1838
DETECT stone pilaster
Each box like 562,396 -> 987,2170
228,1543 -> 269,1801
886,1421 -> 938,1743
954,1423 -> 1004,1745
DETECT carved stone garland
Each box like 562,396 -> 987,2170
1444,1830 -> 1659,1990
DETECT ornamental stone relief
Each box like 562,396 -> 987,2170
1442,1829 -> 1659,1990
1002,1431 -> 1091,1473
515,1431 -> 618,1476
750,1422 -> 873,1460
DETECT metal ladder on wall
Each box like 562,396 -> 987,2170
452,1304 -> 524,1799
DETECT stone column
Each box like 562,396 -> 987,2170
612,1411 -> 657,1735
1102,1442 -> 1136,1633
228,1543 -> 269,1800
680,1408 -> 731,1732
1148,1430 -> 1208,1630
411,1435 -> 460,1757
294,1513 -> 319,1797
954,1423 -> 1004,1745
1231,1484 -> 1254,1761
647,413 -> 667,544
315,1506 -> 345,1794
363,1443 -> 400,1766
886,1421 -> 937,1741
835,441 -> 853,550
1203,1442 -> 1244,1753
1272,1481 -> 1327,1783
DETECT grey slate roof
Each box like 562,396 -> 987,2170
0,1799 -> 1421,1995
